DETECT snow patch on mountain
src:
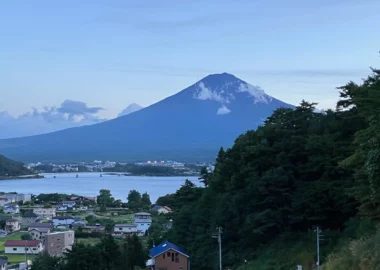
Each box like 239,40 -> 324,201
237,83 -> 272,104
216,105 -> 231,115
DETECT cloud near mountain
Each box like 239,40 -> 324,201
0,100 -> 106,139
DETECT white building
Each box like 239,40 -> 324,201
52,216 -> 75,227
0,198 -> 9,207
3,204 -> 20,214
61,201 -> 76,208
2,193 -> 31,202
134,212 -> 152,235
33,208 -> 56,218
56,205 -> 68,211
5,218 -> 20,233
113,224 -> 138,235
4,240 -> 43,254
28,227 -> 51,241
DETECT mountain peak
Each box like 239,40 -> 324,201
192,73 -> 272,105
118,103 -> 144,117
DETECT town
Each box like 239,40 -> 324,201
26,160 -> 215,176
0,191 -> 187,270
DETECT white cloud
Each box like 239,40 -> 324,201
216,105 -> 231,115
237,83 -> 272,104
193,82 -> 229,103
0,100 -> 106,139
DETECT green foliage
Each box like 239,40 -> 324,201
34,193 -> 72,204
127,190 -> 142,211
21,233 -> 32,240
97,189 -> 115,207
0,154 -> 33,177
156,193 -> 176,207
32,235 -> 146,270
141,192 -> 152,210
198,166 -> 211,187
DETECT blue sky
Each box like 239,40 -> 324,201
1,0 -> 379,119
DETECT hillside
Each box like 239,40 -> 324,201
160,69 -> 380,270
0,154 -> 33,177
0,73 -> 293,163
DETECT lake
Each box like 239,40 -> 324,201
0,173 -> 201,202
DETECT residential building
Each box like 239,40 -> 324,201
22,212 -> 39,228
0,198 -> 9,207
134,212 -> 152,234
0,257 -> 7,270
78,206 -> 88,211
52,216 -> 75,227
5,218 -> 20,233
33,208 -> 56,218
113,224 -> 138,236
81,225 -> 105,233
151,205 -> 172,214
28,227 -> 51,241
45,231 -> 75,256
2,193 -> 31,203
4,240 -> 43,254
61,201 -> 76,208
56,205 -> 68,211
3,204 -> 19,214
146,241 -> 190,270
0,230 -> 7,237
28,222 -> 54,231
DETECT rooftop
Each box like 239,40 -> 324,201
6,218 -> 18,223
29,222 -> 54,228
23,212 -> 39,218
134,212 -> 151,216
115,224 -> 137,227
29,227 -> 50,233
4,240 -> 40,247
149,241 -> 189,258
53,215 -> 74,220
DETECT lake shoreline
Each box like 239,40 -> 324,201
0,174 -> 44,180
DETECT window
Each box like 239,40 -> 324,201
13,248 -> 17,251
33,248 -> 37,250
167,252 -> 171,257
163,253 -> 165,259
172,253 -> 174,262
175,258 -> 179,263
119,228 -> 122,230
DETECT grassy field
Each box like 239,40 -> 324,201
0,232 -> 37,264
77,238 -> 101,246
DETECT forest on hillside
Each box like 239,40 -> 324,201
0,154 -> 33,177
158,68 -> 380,269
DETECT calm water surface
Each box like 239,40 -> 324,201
0,173 -> 200,202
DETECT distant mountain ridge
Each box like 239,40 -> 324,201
0,73 -> 294,162
118,103 -> 144,117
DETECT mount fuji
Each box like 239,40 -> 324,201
0,73 -> 293,162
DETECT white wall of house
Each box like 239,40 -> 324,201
114,226 -> 138,233
5,244 -> 43,254
53,218 -> 74,226
157,208 -> 170,214
33,208 -> 56,217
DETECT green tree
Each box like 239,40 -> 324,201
21,233 -> 32,240
198,166 -> 211,187
141,192 -> 151,210
97,189 -> 115,207
127,190 -> 142,211
30,253 -> 64,270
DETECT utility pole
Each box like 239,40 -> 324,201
315,226 -> 323,270
212,227 -> 223,270
218,227 -> 222,270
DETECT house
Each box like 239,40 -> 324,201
56,205 -> 68,211
45,231 -> 75,256
4,240 -> 43,254
2,193 -> 31,203
146,241 -> 190,270
28,227 -> 51,241
71,196 -> 97,203
151,205 -> 172,214
3,204 -> 19,214
28,222 -> 54,231
0,257 -> 7,270
134,212 -> 152,235
5,218 -> 20,233
81,224 -> 105,233
78,206 -> 88,211
22,212 -> 39,227
0,198 -> 9,207
52,216 -> 75,227
33,208 -> 56,218
61,201 -> 76,208
113,224 -> 138,236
